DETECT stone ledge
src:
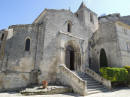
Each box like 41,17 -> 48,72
59,31 -> 85,41
20,85 -> 73,96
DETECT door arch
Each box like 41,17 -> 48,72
65,45 -> 75,70
100,49 -> 108,68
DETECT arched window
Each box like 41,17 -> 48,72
1,33 -> 4,41
90,13 -> 94,23
75,13 -> 78,18
25,38 -> 30,51
67,22 -> 72,32
100,49 -> 108,68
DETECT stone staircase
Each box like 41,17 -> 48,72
77,73 -> 108,95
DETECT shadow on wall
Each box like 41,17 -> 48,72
89,48 -> 108,73
100,48 -> 108,68
64,40 -> 82,72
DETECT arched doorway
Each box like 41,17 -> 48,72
65,45 -> 75,70
100,49 -> 108,68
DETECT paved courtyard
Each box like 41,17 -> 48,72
0,87 -> 129,97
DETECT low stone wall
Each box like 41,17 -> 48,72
58,64 -> 87,96
0,72 -> 30,91
85,67 -> 111,89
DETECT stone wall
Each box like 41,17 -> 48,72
0,30 -> 8,69
58,64 -> 87,96
0,72 -> 30,91
4,24 -> 39,73
89,21 -> 122,72
116,21 -> 130,66
0,24 -> 43,88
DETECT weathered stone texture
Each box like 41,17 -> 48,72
89,22 -> 120,72
89,15 -> 130,72
0,2 -> 130,94
4,24 -> 38,73
38,9 -> 91,83
116,22 -> 130,66
0,72 -> 30,91
21,85 -> 72,95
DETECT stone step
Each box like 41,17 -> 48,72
81,77 -> 94,80
82,77 -> 95,80
81,77 -> 97,80
87,83 -> 101,86
79,75 -> 90,77
87,81 -> 100,84
77,72 -> 109,95
87,90 -> 103,95
79,76 -> 89,78
87,87 -> 107,91
87,79 -> 98,82
87,84 -> 103,88
87,83 -> 101,87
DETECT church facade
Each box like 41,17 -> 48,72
0,2 -> 130,95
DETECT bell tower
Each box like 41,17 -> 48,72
75,2 -> 98,33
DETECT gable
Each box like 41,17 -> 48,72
33,9 -> 47,24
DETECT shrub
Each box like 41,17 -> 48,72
124,66 -> 130,84
100,67 -> 128,82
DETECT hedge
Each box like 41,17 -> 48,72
124,66 -> 130,84
100,67 -> 128,82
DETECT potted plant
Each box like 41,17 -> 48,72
42,80 -> 48,89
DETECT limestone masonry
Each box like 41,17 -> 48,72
0,2 -> 130,95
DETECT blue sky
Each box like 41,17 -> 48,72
0,0 -> 130,30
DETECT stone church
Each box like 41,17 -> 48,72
0,2 -> 130,95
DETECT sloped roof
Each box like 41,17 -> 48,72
33,9 -> 72,24
33,9 -> 48,24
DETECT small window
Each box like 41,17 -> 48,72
90,13 -> 94,23
1,33 -> 4,41
25,38 -> 30,51
127,42 -> 130,52
67,22 -> 72,32
76,13 -> 78,18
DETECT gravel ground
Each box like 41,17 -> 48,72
0,88 -> 129,97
